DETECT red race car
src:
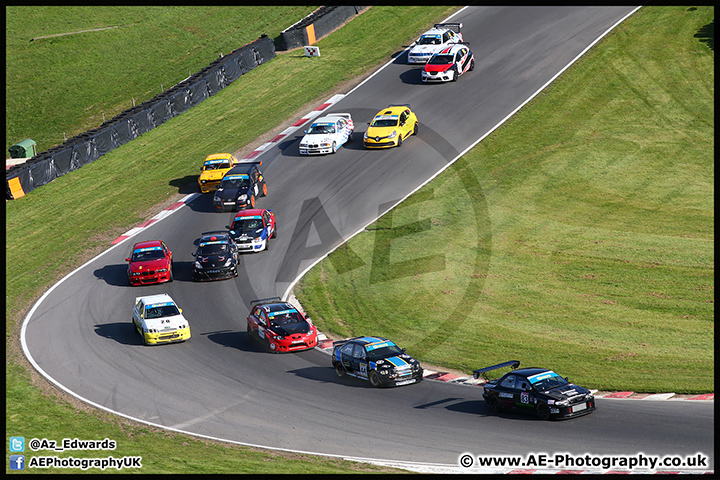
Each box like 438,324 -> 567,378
247,297 -> 318,353
421,43 -> 474,83
125,240 -> 174,285
225,208 -> 276,253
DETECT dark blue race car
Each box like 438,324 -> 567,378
213,162 -> 267,212
332,336 -> 423,387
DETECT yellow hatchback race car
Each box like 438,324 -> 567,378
198,153 -> 240,193
363,104 -> 419,148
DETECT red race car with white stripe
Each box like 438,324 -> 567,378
421,43 -> 475,83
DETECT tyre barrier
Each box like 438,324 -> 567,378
279,5 -> 368,51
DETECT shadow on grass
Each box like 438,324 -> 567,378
694,19 -> 713,51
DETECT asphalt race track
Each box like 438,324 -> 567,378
22,6 -> 713,471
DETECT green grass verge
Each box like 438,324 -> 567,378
6,5 -> 459,474
294,6 -> 714,394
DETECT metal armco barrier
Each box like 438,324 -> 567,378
280,5 -> 367,51
6,34 -> 275,200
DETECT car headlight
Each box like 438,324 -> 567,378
252,237 -> 263,244
213,196 -> 221,202
201,179 -> 207,184
224,258 -> 234,267
238,194 -> 248,202
388,130 -> 397,139
363,131 -> 368,139
194,261 -> 202,269
379,369 -> 389,375
130,272 -> 142,277
555,399 -> 569,407
157,268 -> 168,273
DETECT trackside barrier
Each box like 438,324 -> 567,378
6,35 -> 275,200
279,5 -> 368,51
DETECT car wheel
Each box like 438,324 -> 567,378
331,141 -> 337,154
536,402 -> 551,420
348,131 -> 354,142
334,362 -> 346,378
262,183 -> 267,196
246,323 -> 253,337
264,239 -> 269,251
489,396 -> 503,413
271,226 -> 276,239
250,196 -> 255,208
413,122 -> 418,136
369,371 -> 382,387
451,68 -> 458,82
470,58 -> 475,71
168,264 -> 174,282
397,135 -> 403,147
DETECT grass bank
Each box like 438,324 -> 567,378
294,6 -> 714,394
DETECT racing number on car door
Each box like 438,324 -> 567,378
352,344 -> 368,377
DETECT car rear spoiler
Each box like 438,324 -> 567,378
237,160 -> 262,166
250,296 -> 282,305
324,113 -> 352,119
473,360 -> 520,380
388,103 -> 411,108
201,230 -> 231,236
435,22 -> 463,32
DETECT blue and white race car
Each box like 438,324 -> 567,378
407,23 -> 463,64
299,113 -> 354,155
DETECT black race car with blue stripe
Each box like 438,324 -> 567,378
332,336 -> 423,387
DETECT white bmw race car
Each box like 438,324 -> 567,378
299,113 -> 354,155
407,23 -> 463,64
132,294 -> 191,345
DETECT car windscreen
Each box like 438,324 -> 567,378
220,178 -> 249,189
268,310 -> 304,326
145,305 -> 180,318
308,124 -> 335,134
232,218 -> 263,232
528,371 -> 568,391
418,35 -> 441,45
197,243 -> 229,256
204,161 -> 230,170
428,54 -> 453,65
131,248 -> 165,262
365,344 -> 404,361
370,118 -> 398,128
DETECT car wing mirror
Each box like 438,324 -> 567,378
125,257 -> 131,262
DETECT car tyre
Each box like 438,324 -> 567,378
489,396 -> 503,413
331,141 -> 337,154
397,135 -> 403,147
262,183 -> 267,197
250,196 -> 256,208
334,362 -> 346,378
451,68 -> 458,82
369,371 -> 382,387
413,122 -> 418,136
536,402 -> 551,420
271,226 -> 276,239
470,58 -> 475,71
168,263 -> 174,282
348,131 -> 354,142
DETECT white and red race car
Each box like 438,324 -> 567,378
407,23 -> 463,64
421,44 -> 475,83
299,113 -> 354,155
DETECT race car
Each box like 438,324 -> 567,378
246,297 -> 318,352
299,113 -> 354,155
474,360 -> 596,420
191,231 -> 239,281
198,153 -> 240,194
422,43 -> 475,83
407,22 -> 463,64
125,239 -> 173,285
332,336 -> 423,387
132,293 -> 191,345
363,104 -> 418,149
226,208 -> 276,253
213,161 -> 267,212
